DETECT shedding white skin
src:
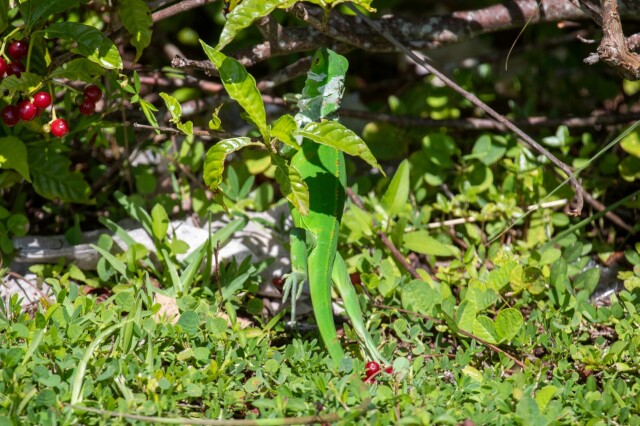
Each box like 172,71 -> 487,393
295,73 -> 345,144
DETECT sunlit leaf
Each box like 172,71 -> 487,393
296,120 -> 384,175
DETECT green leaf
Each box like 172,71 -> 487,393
472,316 -> 498,344
200,42 -> 269,141
403,230 -> 457,257
150,204 -> 169,241
620,130 -> 640,157
177,311 -> 200,335
381,159 -> 409,218
0,137 -> 30,182
159,92 -> 182,123
455,299 -> 477,332
495,308 -> 524,342
42,22 -> 123,70
535,385 -> 558,412
139,99 -> 160,130
117,0 -> 153,62
574,267 -> 600,293
510,265 -> 544,294
0,73 -> 42,98
49,58 -> 106,82
271,155 -> 309,216
271,114 -> 299,150
90,244 -> 129,278
0,1 -> 8,33
470,134 -> 506,165
20,0 -> 84,31
203,137 -> 262,190
400,280 -> 438,316
177,121 -> 194,136
296,121 -> 384,175
217,0 -> 297,50
28,146 -> 93,204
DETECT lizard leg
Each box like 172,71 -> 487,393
283,227 -> 308,327
332,252 -> 389,365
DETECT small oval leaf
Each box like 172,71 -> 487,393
495,308 -> 524,342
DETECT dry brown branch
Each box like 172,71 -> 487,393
594,0 -> 640,79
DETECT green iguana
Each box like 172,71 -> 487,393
283,49 -> 388,366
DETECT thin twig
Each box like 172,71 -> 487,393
339,108 -> 640,130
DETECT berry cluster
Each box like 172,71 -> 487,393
78,84 -> 102,116
0,38 -> 103,138
2,91 -> 51,125
0,40 -> 28,80
362,361 -> 393,384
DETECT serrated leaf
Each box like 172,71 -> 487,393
117,0 -> 152,62
0,73 -> 42,98
200,42 -> 269,141
271,114 -> 299,149
271,155 -> 309,216
49,58 -> 106,82
42,22 -> 123,70
495,308 -> 524,342
217,0 -> 297,50
203,137 -> 262,189
472,316 -> 498,344
159,92 -> 182,123
296,121 -> 384,174
403,230 -> 457,257
381,159 -> 409,218
28,146 -> 93,204
150,204 -> 169,241
0,137 -> 30,182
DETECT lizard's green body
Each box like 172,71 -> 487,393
285,49 -> 387,365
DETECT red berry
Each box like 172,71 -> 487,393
365,361 -> 381,377
8,40 -> 29,60
50,118 -> 69,137
83,84 -> 102,102
2,105 -> 20,126
33,92 -> 52,109
363,377 -> 376,384
385,366 -> 393,374
18,100 -> 37,121
0,58 -> 6,77
78,98 -> 95,115
6,62 -> 25,78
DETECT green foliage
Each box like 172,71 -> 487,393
2,1 -> 640,424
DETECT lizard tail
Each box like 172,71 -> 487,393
308,248 -> 345,365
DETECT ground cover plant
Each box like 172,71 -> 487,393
1,0 -> 640,424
